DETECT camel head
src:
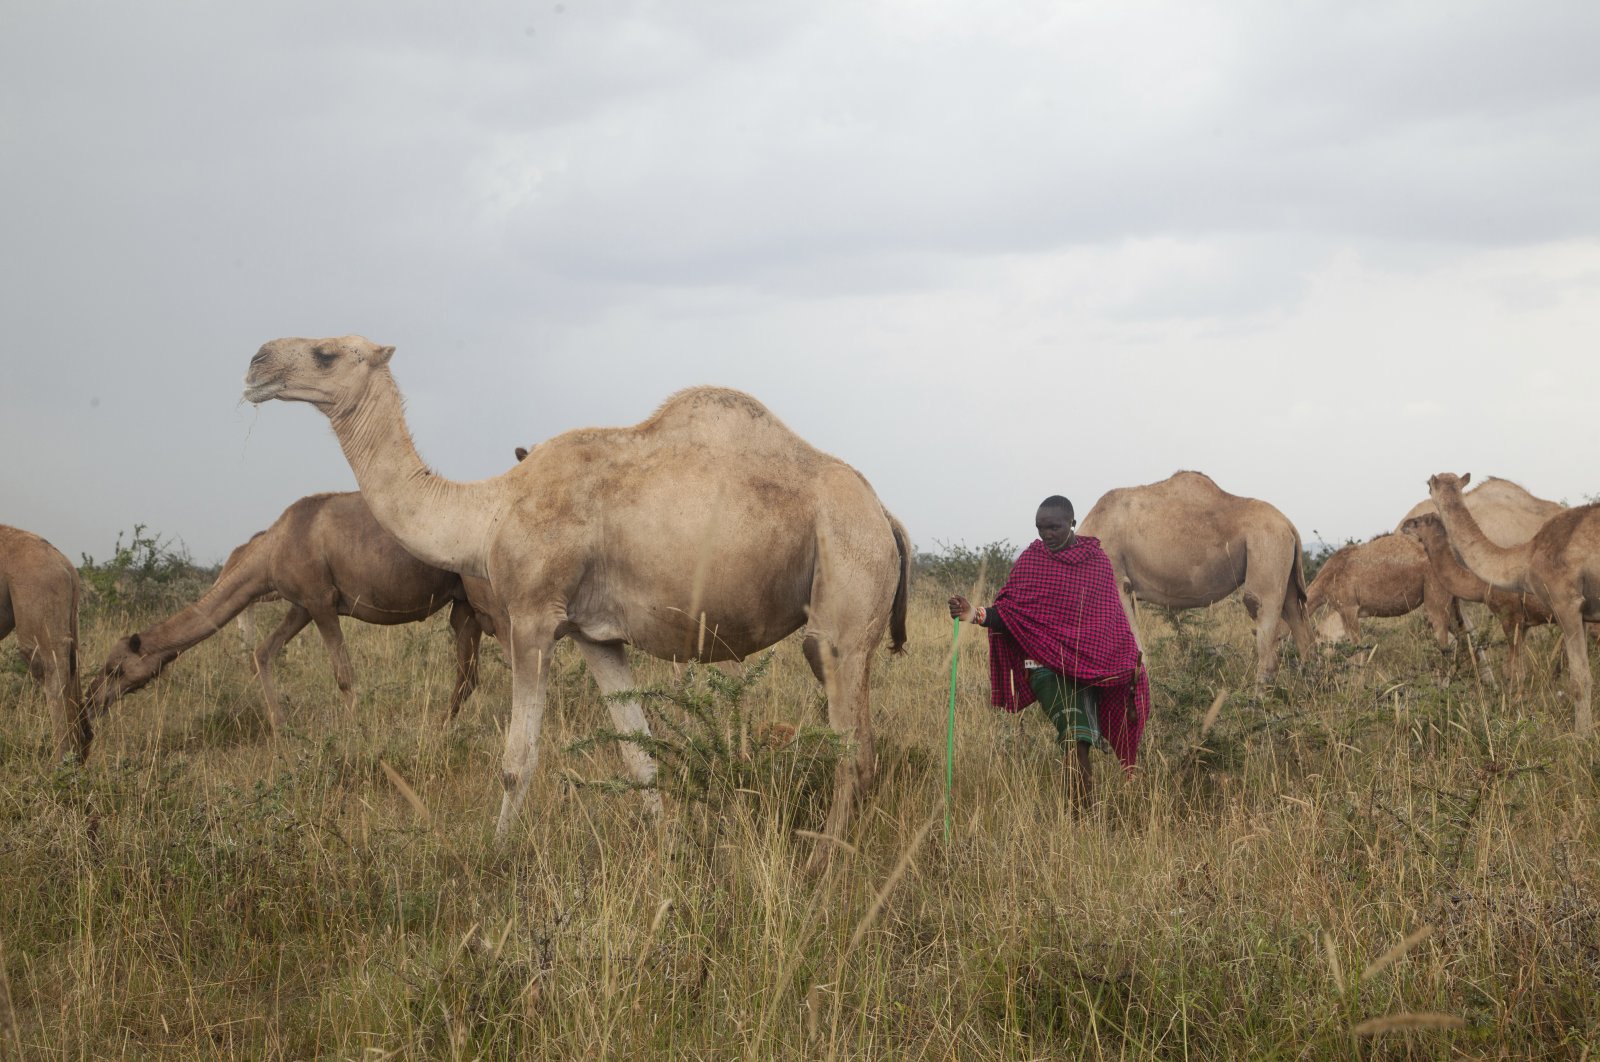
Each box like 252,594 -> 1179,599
86,632 -> 177,712
243,335 -> 395,412
1426,472 -> 1471,504
1399,513 -> 1443,540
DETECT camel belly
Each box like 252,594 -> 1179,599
1122,551 -> 1248,610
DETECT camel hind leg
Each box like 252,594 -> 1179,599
573,638 -> 662,816
801,508 -> 896,874
446,600 -> 483,719
1240,560 -> 1291,684
253,605 -> 312,736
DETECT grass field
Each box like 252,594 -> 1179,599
1,582 -> 1597,1059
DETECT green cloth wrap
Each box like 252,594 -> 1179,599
1027,667 -> 1101,747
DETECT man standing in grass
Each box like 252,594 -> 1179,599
948,495 -> 1149,805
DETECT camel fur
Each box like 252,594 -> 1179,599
243,335 -> 910,873
87,492 -> 499,744
1078,471 -> 1312,683
1427,472 -> 1600,734
0,525 -> 86,758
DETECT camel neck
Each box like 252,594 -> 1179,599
1431,489 -> 1532,593
138,550 -> 270,655
1415,527 -> 1489,598
327,368 -> 498,578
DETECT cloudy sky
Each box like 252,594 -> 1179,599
3,1 -> 1598,569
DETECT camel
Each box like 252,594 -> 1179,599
1303,533 -> 1459,649
1427,473 -> 1600,734
87,492 -> 500,745
1078,471 -> 1312,682
242,335 -> 909,870
1396,513 -> 1592,686
0,525 -> 86,759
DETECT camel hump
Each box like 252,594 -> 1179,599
644,387 -> 781,428
639,387 -> 808,452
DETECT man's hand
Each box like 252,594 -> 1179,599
948,595 -> 977,623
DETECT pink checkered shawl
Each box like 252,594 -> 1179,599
988,536 -> 1149,769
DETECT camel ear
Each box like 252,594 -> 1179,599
372,344 -> 395,367
515,446 -> 529,462
1461,472 -> 1471,487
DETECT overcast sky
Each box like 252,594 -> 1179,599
3,1 -> 1598,569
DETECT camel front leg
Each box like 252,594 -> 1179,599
496,624 -> 558,841
253,606 -> 312,736
446,601 -> 482,719
31,638 -> 87,763
1501,613 -> 1525,689
1338,605 -> 1361,643
573,638 -> 662,816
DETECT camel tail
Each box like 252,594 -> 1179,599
1289,530 -> 1309,605
887,513 -> 910,654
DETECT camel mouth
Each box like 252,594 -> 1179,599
242,377 -> 283,404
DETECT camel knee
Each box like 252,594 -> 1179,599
1241,591 -> 1262,621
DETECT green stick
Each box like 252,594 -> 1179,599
946,616 -> 960,841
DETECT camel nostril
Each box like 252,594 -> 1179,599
250,349 -> 269,366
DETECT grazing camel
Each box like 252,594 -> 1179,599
1078,471 -> 1312,683
87,492 -> 498,742
1396,513 -> 1594,686
0,526 -> 86,759
242,336 -> 910,871
1304,533 -> 1459,649
1427,473 -> 1600,734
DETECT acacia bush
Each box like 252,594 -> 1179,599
78,524 -> 219,616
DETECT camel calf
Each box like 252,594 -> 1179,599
1303,533 -> 1459,649
1,525 -> 87,758
87,493 -> 501,748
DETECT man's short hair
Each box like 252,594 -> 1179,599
1037,495 -> 1075,522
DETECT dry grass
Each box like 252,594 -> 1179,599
1,590 -> 1597,1059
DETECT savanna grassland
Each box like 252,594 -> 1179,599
1,561 -> 1597,1059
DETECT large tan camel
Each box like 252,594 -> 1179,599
1304,533 -> 1458,649
87,492 -> 499,745
243,336 -> 909,869
1427,473 -> 1600,733
0,525 -> 86,758
1078,471 -> 1312,682
1397,512 -> 1591,686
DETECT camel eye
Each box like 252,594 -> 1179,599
312,348 -> 338,369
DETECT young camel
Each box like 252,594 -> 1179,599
1427,473 -> 1600,734
1304,533 -> 1459,649
1397,513 -> 1595,686
1078,471 -> 1313,683
1,525 -> 86,759
87,492 -> 498,745
243,336 -> 910,872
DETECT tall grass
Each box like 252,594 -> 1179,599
0,588 -> 1596,1058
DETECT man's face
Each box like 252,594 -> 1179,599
1036,506 -> 1075,552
